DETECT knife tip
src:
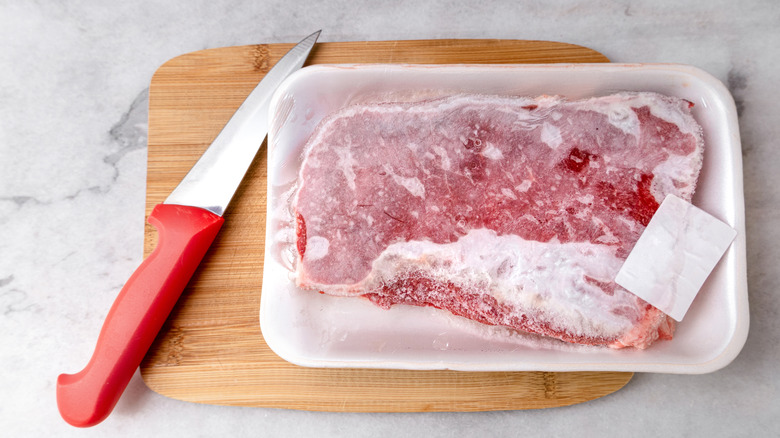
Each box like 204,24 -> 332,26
307,30 -> 322,41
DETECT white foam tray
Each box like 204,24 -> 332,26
260,64 -> 748,374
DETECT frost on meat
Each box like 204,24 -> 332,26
292,92 -> 703,349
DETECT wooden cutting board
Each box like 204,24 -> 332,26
140,39 -> 633,411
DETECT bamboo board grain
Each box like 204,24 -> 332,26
140,39 -> 633,411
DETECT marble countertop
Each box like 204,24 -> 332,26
2,1 -> 778,436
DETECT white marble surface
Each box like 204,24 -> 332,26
2,1 -> 778,436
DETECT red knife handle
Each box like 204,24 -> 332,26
56,204 -> 224,427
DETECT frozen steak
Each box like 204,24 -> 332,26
292,92 -> 704,349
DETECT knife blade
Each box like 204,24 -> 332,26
56,30 -> 320,428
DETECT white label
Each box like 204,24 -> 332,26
615,194 -> 736,321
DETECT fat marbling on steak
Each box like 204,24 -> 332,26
292,92 -> 704,349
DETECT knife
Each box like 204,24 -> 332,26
56,30 -> 320,428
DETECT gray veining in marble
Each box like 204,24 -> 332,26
2,0 -> 779,436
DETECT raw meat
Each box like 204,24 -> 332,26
292,92 -> 704,349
